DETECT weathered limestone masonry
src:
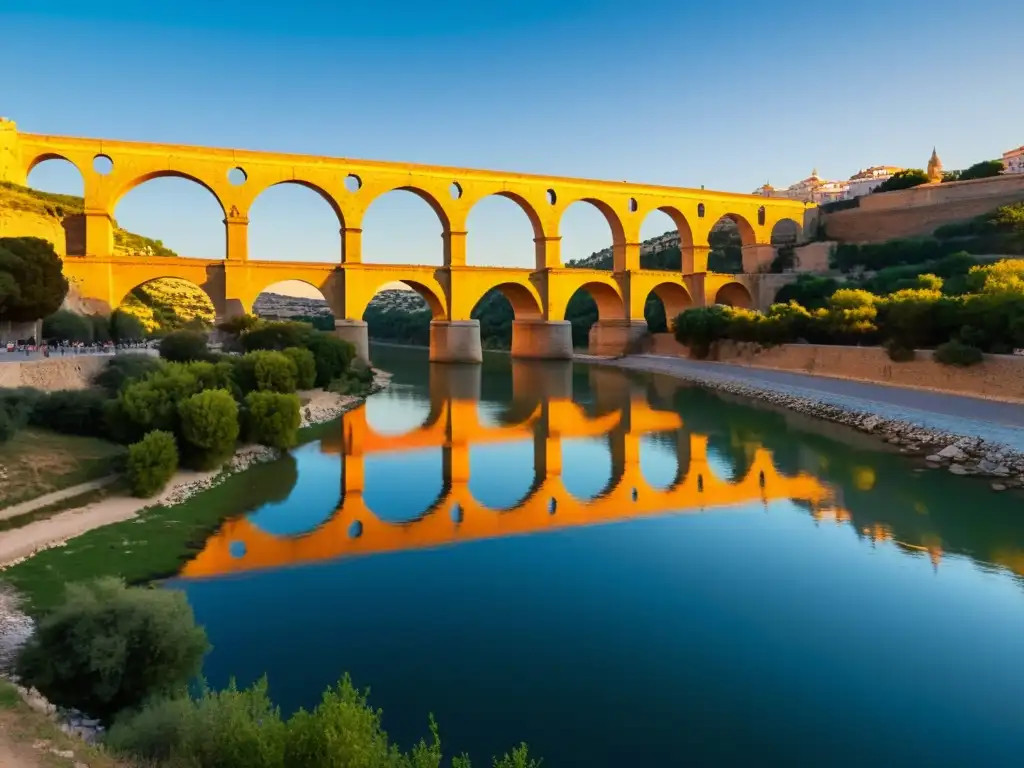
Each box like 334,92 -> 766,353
0,117 -> 809,363
643,337 -> 1024,402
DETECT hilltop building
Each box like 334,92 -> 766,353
927,148 -> 944,183
1001,145 -> 1024,174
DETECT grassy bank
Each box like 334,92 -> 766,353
0,430 -> 125,510
1,419 -> 341,617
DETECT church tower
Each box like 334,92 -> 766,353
927,147 -> 944,183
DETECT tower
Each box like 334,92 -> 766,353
927,147 -> 943,183
0,118 -> 26,186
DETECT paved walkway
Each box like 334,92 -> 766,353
0,477 -> 119,523
604,354 -> 1024,451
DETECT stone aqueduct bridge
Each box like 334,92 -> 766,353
0,119 -> 810,361
179,363 -> 835,579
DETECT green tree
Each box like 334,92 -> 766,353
0,270 -> 20,317
254,350 -> 298,393
127,430 -> 179,497
874,169 -> 929,193
15,578 -> 209,722
42,309 -> 93,343
304,332 -> 356,386
177,389 -> 239,469
159,329 -> 210,362
0,236 -> 69,323
245,391 -> 301,449
241,320 -> 313,352
89,313 -> 112,343
957,159 -> 1005,181
283,347 -> 317,390
673,305 -> 732,358
119,365 -> 200,433
110,309 -> 147,342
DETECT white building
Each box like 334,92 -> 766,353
753,169 -> 850,204
1002,146 -> 1024,174
846,165 -> 903,197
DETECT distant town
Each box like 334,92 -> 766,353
753,144 -> 1024,204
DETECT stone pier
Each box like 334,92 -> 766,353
334,319 -> 370,364
510,320 -> 573,360
588,320 -> 649,357
429,320 -> 483,364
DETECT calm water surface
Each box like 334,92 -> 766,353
166,345 -> 1024,767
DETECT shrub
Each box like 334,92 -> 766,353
673,305 -> 732,359
254,350 -> 298,393
30,389 -> 108,437
126,430 -> 179,497
110,309 -> 147,342
177,389 -> 239,469
245,391 -> 301,449
0,408 -> 15,443
106,696 -> 193,763
119,366 -> 200,433
935,339 -> 984,367
884,339 -> 916,362
283,346 -> 317,390
241,321 -> 312,352
159,330 -> 210,362
92,354 -> 164,395
179,359 -> 237,396
42,309 -> 93,343
14,578 -> 209,722
304,331 -> 356,387
0,388 -> 38,442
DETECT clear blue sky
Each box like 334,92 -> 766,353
5,0 -> 1024,297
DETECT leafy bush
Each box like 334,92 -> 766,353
244,391 -> 301,449
119,366 -> 200,433
241,321 -> 313,352
673,305 -> 732,358
873,168 -> 929,193
304,331 -> 356,387
179,359 -> 237,396
126,430 -> 179,497
110,309 -> 147,342
177,389 -> 239,469
93,354 -> 164,395
158,330 -> 210,362
884,339 -> 916,362
30,389 -> 108,437
107,673 -> 540,768
42,309 -> 93,343
254,350 -> 298,393
15,578 -> 209,722
283,346 -> 317,390
0,388 -> 38,442
934,339 -> 984,367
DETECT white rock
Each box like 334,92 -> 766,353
937,445 -> 967,460
948,464 -> 970,475
992,483 -> 1007,492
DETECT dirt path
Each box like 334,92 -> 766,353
0,478 -> 119,524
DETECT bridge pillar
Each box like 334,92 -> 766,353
741,244 -> 776,273
335,319 -> 369,364
510,320 -> 573,360
588,319 -> 648,357
429,363 -> 482,402
429,320 -> 482,364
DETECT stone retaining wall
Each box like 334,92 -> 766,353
0,355 -> 107,391
644,335 -> 1024,402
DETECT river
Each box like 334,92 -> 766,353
165,345 -> 1024,767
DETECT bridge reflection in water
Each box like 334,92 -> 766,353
180,362 -> 836,579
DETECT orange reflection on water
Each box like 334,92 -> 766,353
180,366 -> 837,580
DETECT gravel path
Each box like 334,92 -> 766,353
0,477 -> 119,523
610,354 -> 1024,451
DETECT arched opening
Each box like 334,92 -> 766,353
363,280 -> 446,347
248,182 -> 343,263
638,207 -> 693,270
118,277 -> 216,336
114,176 -> 225,260
469,440 -> 538,511
361,188 -> 446,266
559,199 -> 621,270
252,281 -> 333,331
247,443 -> 338,537
644,282 -> 693,333
363,448 -> 446,523
560,436 -> 614,502
640,431 -> 689,491
706,214 -> 754,274
563,282 -> 625,348
714,282 -> 754,309
466,193 -> 541,269
23,156 -> 85,256
471,282 -> 543,351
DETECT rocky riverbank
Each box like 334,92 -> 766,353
595,356 -> 1024,491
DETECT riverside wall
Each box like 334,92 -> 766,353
0,355 -> 107,391
643,334 -> 1024,402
